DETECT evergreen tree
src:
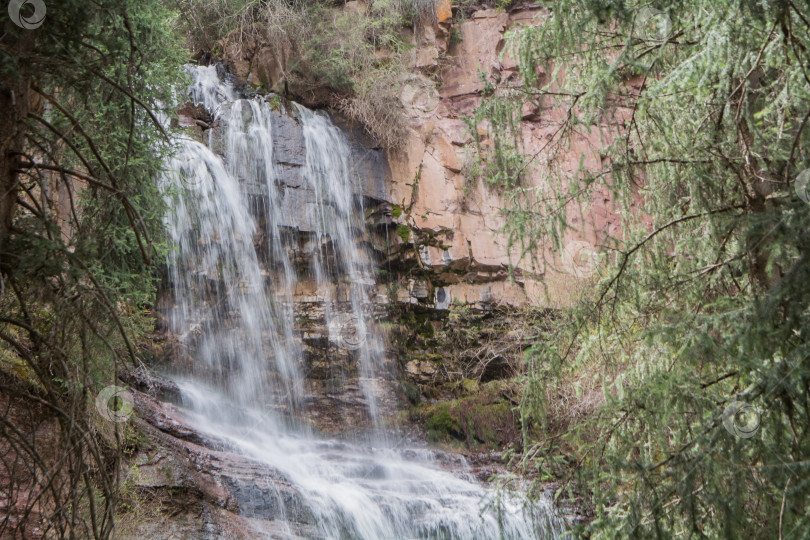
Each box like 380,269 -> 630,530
469,0 -> 810,537
0,1 -> 184,537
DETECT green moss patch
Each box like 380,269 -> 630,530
396,223 -> 411,243
413,380 -> 521,450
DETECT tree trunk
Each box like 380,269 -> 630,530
0,76 -> 31,251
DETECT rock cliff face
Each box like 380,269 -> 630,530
214,4 -> 620,312
389,6 -> 622,310
160,2 -> 624,444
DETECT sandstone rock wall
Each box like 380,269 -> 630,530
389,5 -> 621,310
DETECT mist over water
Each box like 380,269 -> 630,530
158,64 -> 563,539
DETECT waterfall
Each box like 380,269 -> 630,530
158,64 -> 563,539
296,104 -> 387,423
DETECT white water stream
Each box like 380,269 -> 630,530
158,65 -> 563,539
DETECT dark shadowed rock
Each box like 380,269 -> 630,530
202,97 -> 390,238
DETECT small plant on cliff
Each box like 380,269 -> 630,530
396,223 -> 412,243
426,403 -> 457,441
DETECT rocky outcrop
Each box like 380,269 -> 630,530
117,387 -> 320,539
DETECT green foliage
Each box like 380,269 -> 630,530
297,3 -> 373,92
418,381 -> 521,449
449,27 -> 463,46
397,223 -> 412,243
266,95 -> 282,111
426,403 -> 457,441
464,86 -> 526,191
178,0 -> 416,147
291,1 -> 411,147
0,0 -> 185,536
2,0 -> 183,376
400,0 -> 440,22
468,0 -> 810,537
176,0 -> 281,52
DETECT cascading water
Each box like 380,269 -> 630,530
296,104 -> 388,424
158,64 -> 563,539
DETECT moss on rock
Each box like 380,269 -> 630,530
396,223 -> 411,243
413,380 -> 521,450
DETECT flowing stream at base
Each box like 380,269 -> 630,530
159,65 -> 563,539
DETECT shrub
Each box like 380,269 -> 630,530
177,0 -> 424,148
